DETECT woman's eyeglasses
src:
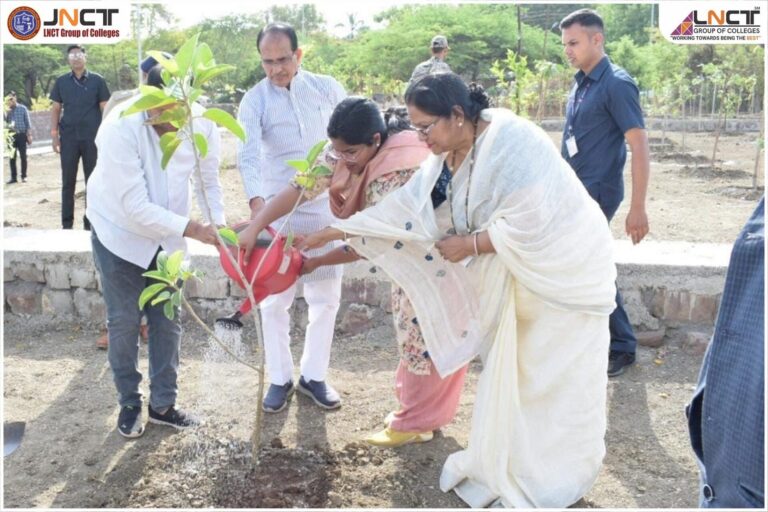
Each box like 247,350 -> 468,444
327,147 -> 363,163
409,118 -> 440,138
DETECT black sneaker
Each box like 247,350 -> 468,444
148,405 -> 200,430
262,381 -> 295,413
117,405 -> 145,438
608,351 -> 636,377
298,376 -> 341,410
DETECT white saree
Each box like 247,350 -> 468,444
334,109 -> 616,508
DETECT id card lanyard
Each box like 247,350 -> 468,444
567,79 -> 591,136
565,79 -> 591,157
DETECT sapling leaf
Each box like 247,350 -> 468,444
196,64 -> 237,86
164,301 -> 175,320
286,160 -> 310,173
192,43 -> 214,73
166,250 -> 185,277
147,50 -> 179,74
284,232 -> 295,252
218,227 -> 239,246
161,137 -> 182,169
120,94 -> 177,117
193,133 -> 208,158
306,139 -> 327,166
156,251 -> 168,273
175,33 -> 200,78
171,290 -> 183,307
311,164 -> 332,176
202,108 -> 245,141
141,270 -> 174,285
139,283 -> 168,309
151,290 -> 172,306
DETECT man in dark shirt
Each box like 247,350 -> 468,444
5,91 -> 32,184
559,9 -> 650,377
49,45 -> 110,230
686,198 -> 764,508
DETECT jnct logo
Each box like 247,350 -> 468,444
7,6 -> 41,40
41,8 -> 119,38
42,8 -> 118,26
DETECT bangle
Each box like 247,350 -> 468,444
472,233 -> 479,256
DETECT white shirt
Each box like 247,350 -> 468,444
237,69 -> 346,201
237,69 -> 346,282
86,95 -> 225,268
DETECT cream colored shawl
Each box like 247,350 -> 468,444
333,108 -> 616,377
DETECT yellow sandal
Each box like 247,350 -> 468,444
364,427 -> 433,447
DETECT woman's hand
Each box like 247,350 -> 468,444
435,235 -> 474,263
238,219 -> 268,264
297,227 -> 343,251
300,257 -> 320,276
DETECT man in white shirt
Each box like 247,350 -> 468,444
87,66 -> 225,438
237,22 -> 346,413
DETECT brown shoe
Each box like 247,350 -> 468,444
139,324 -> 149,344
96,332 -> 109,350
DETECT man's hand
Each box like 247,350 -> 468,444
435,235 -> 473,263
249,197 -> 265,219
625,206 -> 649,245
51,132 -> 60,153
26,133 -> 32,145
183,221 -> 218,245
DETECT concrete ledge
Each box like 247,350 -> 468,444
3,229 -> 729,348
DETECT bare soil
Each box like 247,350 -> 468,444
2,127 -> 764,508
4,320 -> 703,508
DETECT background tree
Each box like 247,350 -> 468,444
3,45 -> 64,104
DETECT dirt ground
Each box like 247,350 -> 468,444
2,127 -> 764,509
4,320 -> 703,509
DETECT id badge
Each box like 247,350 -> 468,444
566,136 -> 579,157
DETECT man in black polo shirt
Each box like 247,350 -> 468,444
559,9 -> 651,377
50,45 -> 111,230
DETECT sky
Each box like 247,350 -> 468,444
165,0 -> 425,37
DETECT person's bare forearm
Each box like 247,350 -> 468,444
252,185 -> 305,227
314,246 -> 361,267
627,129 -> 650,210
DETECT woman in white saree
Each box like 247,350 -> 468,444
300,73 -> 617,508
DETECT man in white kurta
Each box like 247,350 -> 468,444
86,88 -> 225,438
237,22 -> 347,412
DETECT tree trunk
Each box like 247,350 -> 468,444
712,110 -> 724,167
697,83 -> 703,131
23,73 -> 36,104
681,99 -> 687,153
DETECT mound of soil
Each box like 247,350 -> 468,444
680,165 -> 751,180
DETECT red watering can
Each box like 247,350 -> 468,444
216,223 -> 304,329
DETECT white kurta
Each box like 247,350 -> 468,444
333,109 -> 616,507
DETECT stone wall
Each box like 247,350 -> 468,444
3,229 -> 731,352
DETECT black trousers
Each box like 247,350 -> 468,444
9,132 -> 28,181
60,136 -> 98,230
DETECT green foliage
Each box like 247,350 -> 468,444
599,3 -> 655,45
3,5 -> 763,121
2,45 -> 66,103
490,50 -> 537,117
138,250 -> 204,320
121,34 -> 246,168
288,139 -> 333,190
218,227 -> 239,247
30,95 -> 53,112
